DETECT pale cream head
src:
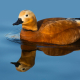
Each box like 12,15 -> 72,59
18,10 -> 36,24
18,10 -> 37,31
16,62 -> 31,72
13,10 -> 38,31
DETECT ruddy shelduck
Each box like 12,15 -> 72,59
13,10 -> 80,45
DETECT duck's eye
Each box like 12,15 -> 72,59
26,14 -> 28,17
22,68 -> 25,70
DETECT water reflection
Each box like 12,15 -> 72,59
11,39 -> 80,72
11,43 -> 36,72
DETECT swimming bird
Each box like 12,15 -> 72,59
13,10 -> 80,45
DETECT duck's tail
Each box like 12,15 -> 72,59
75,18 -> 80,20
66,18 -> 80,26
75,18 -> 80,26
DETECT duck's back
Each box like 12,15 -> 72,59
39,19 -> 77,34
37,18 -> 66,29
37,19 -> 80,45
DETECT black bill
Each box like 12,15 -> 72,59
11,62 -> 21,67
13,18 -> 23,25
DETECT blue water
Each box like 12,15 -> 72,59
1,0 -> 80,79
0,24 -> 80,80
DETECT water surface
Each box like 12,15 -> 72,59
1,25 -> 80,80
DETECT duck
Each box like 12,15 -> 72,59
13,10 -> 80,45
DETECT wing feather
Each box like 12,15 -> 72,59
39,20 -> 78,35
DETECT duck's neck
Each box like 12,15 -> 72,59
22,23 -> 38,31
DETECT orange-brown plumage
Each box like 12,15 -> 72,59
13,10 -> 80,45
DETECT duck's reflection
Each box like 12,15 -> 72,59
11,39 -> 80,72
11,42 -> 36,72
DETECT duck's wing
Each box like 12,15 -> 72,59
38,19 -> 80,45
39,19 -> 78,35
37,18 -> 66,29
